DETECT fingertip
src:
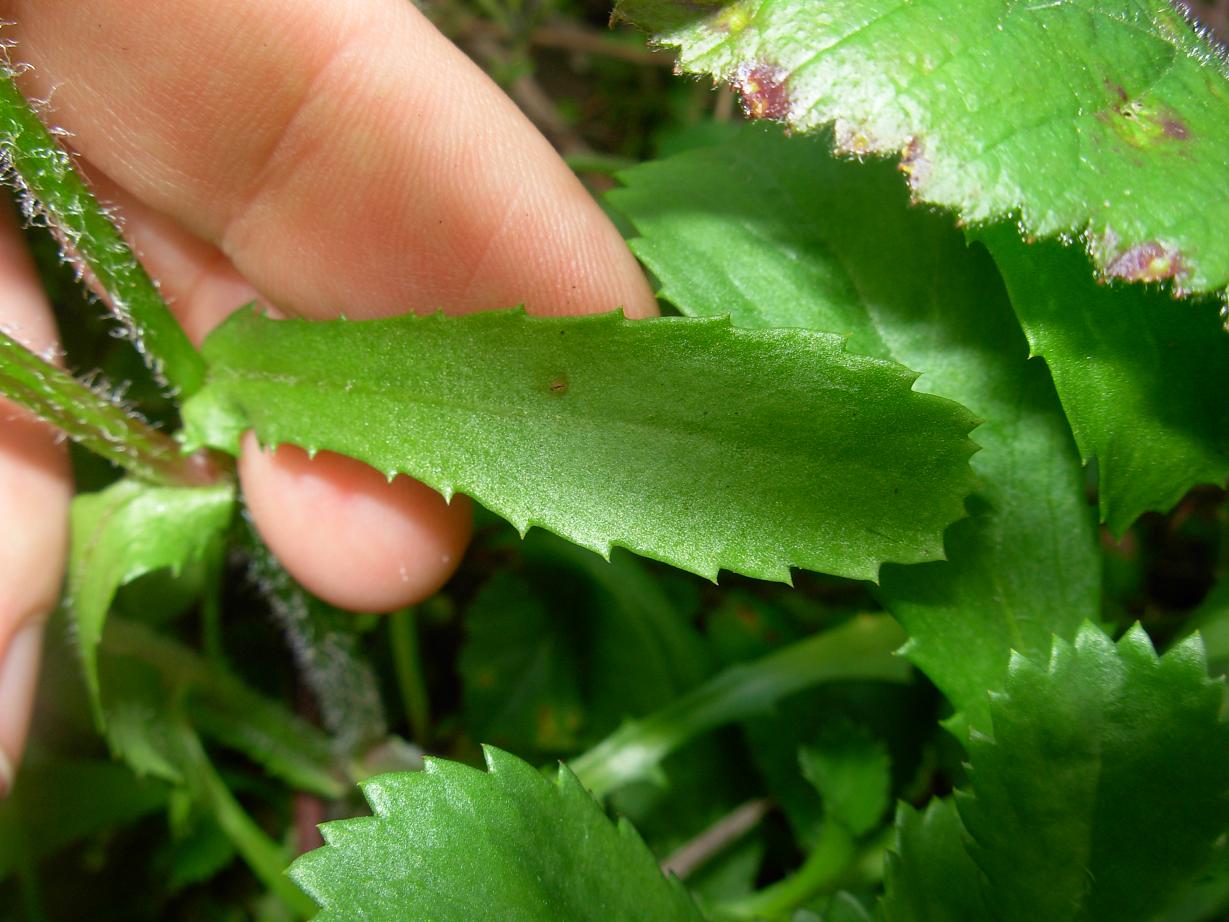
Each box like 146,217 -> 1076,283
0,620 -> 44,799
238,433 -> 472,613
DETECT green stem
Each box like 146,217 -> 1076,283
715,823 -> 857,920
0,330 -> 223,486
388,607 -> 431,744
569,615 -> 909,799
171,720 -> 318,918
106,618 -> 347,798
0,72 -> 205,395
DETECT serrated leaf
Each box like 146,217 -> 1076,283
979,228 -> 1229,533
290,746 -> 706,921
616,0 -> 1229,295
182,307 -> 977,583
610,126 -> 1097,735
880,800 -> 988,922
958,624 -> 1229,922
69,477 -> 235,719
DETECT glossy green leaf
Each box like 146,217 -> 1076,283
610,126 -> 1097,735
616,0 -> 1229,295
182,307 -> 978,583
881,800 -> 988,922
979,228 -> 1229,533
289,747 -> 706,922
958,624 -> 1229,922
68,477 -> 234,719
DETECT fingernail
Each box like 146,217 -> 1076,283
0,620 -> 44,799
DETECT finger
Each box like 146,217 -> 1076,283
3,0 -> 656,611
0,0 -> 658,321
84,175 -> 474,611
0,204 -> 72,797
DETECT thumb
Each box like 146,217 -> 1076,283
0,205 -> 72,797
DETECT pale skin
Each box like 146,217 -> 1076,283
0,0 -> 658,795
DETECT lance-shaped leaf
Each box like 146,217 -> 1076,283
978,227 -> 1229,533
70,477 -> 235,719
181,308 -> 977,584
958,625 -> 1229,922
289,747 -> 706,921
609,126 -> 1097,736
616,0 -> 1229,295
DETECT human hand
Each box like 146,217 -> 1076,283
0,0 -> 657,795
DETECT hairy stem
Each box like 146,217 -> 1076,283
569,615 -> 909,799
0,329 -> 223,487
0,70 -> 205,395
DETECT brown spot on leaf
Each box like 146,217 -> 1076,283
548,374 -> 569,396
898,137 -> 932,189
1105,241 -> 1186,283
1162,116 -> 1190,140
735,62 -> 791,121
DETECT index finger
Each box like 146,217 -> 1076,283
0,0 -> 657,320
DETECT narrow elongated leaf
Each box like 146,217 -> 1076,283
958,625 -> 1229,922
289,747 -> 706,921
182,308 -> 977,583
616,0 -> 1229,295
610,127 -> 1097,735
69,477 -> 234,719
570,614 -> 908,798
979,228 -> 1229,532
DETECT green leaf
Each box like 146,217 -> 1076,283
610,126 -> 1098,735
289,747 -> 706,922
69,477 -> 235,719
615,0 -> 1229,295
979,228 -> 1229,533
103,618 -> 347,799
958,624 -> 1229,922
570,614 -> 909,799
798,726 -> 890,838
182,307 -> 978,583
460,571 -> 586,753
881,800 -> 988,922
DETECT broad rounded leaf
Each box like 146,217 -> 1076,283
979,227 -> 1229,533
610,127 -> 1097,736
289,747 -> 705,921
617,0 -> 1229,295
182,308 -> 978,583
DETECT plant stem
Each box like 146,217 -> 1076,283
388,607 -> 431,744
106,618 -> 347,798
569,614 -> 910,799
0,70 -> 205,395
0,329 -> 223,486
714,823 -> 857,920
171,720 -> 318,918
